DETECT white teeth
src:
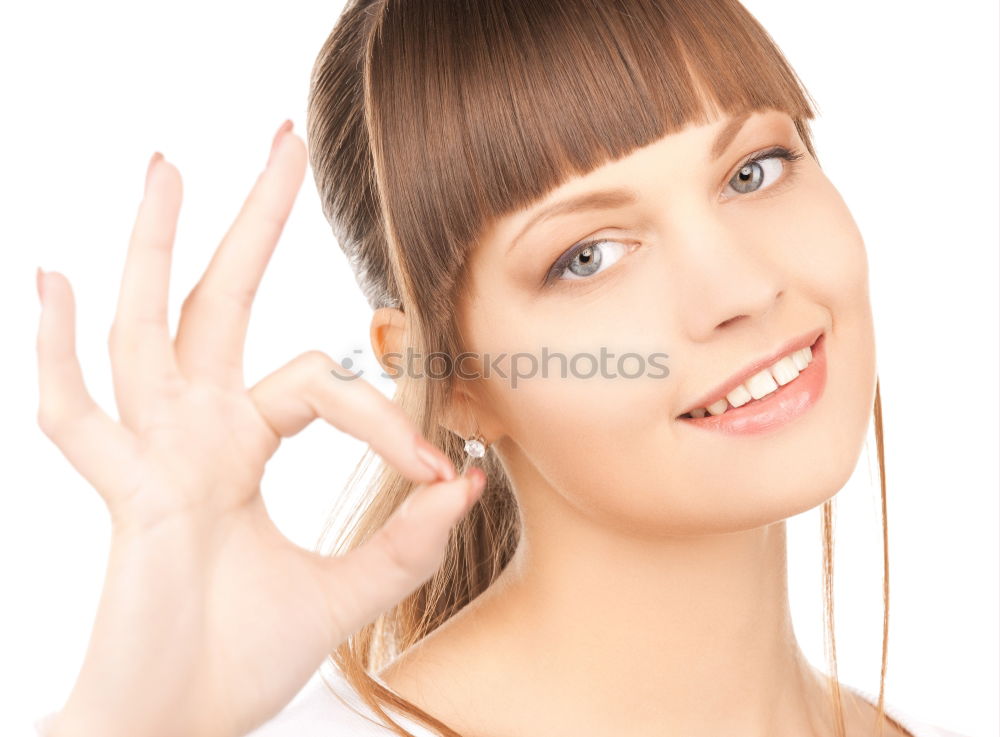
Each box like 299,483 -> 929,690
684,341 -> 817,418
790,346 -> 811,371
706,398 -> 728,415
725,384 -> 753,408
769,356 -> 800,386
745,368 -> 778,400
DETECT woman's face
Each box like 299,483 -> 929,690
456,108 -> 876,535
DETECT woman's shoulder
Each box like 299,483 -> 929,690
248,670 -> 972,737
245,661 -> 436,737
33,671 -> 975,737
249,671 -> 973,737
842,681 -> 973,737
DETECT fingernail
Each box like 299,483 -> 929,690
267,119 -> 294,167
36,266 -> 45,304
413,432 -> 456,481
145,151 -> 164,194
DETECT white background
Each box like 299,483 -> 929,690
1,1 -> 996,735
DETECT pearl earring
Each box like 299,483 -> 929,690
464,433 -> 487,459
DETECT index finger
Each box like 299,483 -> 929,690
248,350 -> 458,484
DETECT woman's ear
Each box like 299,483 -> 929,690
440,388 -> 477,440
369,307 -> 407,378
370,309 -> 504,446
441,382 -> 504,449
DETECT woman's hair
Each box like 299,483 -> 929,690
305,1 -> 897,735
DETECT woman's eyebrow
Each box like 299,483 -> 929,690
506,188 -> 637,256
506,111 -> 756,256
710,110 -> 753,161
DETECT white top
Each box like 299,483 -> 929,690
33,663 -> 971,737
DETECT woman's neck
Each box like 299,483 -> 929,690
378,488 -> 868,737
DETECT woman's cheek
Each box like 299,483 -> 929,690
780,176 -> 877,481
784,175 -> 871,308
492,349 -> 666,512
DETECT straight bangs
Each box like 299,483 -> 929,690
363,0 -> 820,326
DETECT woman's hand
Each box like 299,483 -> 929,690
35,121 -> 483,737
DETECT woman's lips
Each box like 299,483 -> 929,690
677,333 -> 827,435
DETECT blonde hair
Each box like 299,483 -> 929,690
305,1 -> 899,734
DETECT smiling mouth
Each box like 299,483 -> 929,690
677,333 -> 823,420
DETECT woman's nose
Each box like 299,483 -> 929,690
670,217 -> 786,342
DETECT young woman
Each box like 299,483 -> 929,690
33,1 -> 970,736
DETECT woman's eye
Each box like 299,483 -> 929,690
725,156 -> 784,196
723,146 -> 804,198
546,238 -> 630,285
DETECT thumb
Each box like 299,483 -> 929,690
310,467 -> 486,643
